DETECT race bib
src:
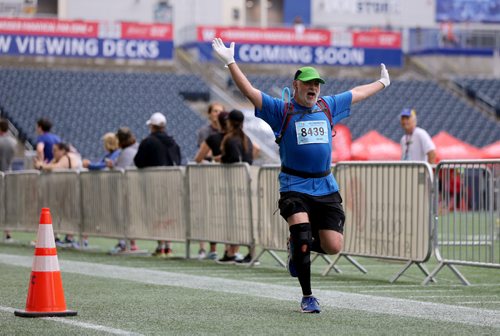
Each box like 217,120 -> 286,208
295,120 -> 329,145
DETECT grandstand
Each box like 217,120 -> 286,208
454,77 -> 500,117
0,68 -> 210,162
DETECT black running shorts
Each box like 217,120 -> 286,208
278,191 -> 345,234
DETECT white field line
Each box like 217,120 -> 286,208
0,306 -> 143,336
459,302 -> 500,305
360,289 -> 461,293
1,253 -> 499,329
409,295 -> 499,299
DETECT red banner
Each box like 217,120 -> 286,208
0,17 -> 98,38
197,26 -> 331,46
352,31 -> 401,49
121,22 -> 172,41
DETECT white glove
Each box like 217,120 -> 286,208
212,38 -> 235,67
378,63 -> 390,88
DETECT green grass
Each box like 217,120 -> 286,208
1,232 -> 500,335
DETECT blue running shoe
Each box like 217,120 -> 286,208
301,296 -> 321,313
287,239 -> 298,277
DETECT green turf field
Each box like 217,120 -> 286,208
1,232 -> 499,335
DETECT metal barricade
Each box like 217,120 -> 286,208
255,165 -> 289,267
0,172 -> 4,227
4,170 -> 40,232
323,162 -> 434,283
124,167 -> 186,242
255,165 -> 335,269
80,170 -> 126,238
424,160 -> 500,285
38,170 -> 81,235
186,164 -> 254,254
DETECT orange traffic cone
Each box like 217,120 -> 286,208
14,208 -> 77,317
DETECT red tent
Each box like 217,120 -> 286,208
432,131 -> 485,162
331,124 -> 352,162
481,140 -> 500,159
351,130 -> 401,160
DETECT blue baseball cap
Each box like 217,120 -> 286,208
400,108 -> 416,117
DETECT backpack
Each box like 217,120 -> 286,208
274,97 -> 334,144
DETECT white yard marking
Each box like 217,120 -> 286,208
0,305 -> 143,335
1,253 -> 499,329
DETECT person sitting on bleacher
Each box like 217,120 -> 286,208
82,132 -> 121,170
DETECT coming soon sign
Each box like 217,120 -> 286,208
196,26 -> 402,67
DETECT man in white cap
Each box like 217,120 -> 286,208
134,112 -> 181,257
400,108 -> 436,164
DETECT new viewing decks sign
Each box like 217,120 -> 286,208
0,18 -> 173,60
195,26 -> 402,67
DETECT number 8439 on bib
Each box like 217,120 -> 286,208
295,120 -> 329,145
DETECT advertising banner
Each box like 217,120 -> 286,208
0,18 -> 173,60
195,26 -> 402,67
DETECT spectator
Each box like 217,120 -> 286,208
108,127 -> 140,253
193,111 -> 229,260
82,133 -> 121,170
0,119 -> 16,172
134,112 -> 181,257
0,118 -> 16,242
195,103 -> 224,258
400,108 -> 436,164
195,111 -> 229,164
216,109 -> 257,265
107,127 -> 139,169
36,118 -> 61,163
34,142 -> 82,171
197,102 -> 224,161
293,16 -> 305,35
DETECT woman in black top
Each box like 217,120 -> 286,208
220,110 -> 253,164
216,109 -> 257,265
194,111 -> 229,163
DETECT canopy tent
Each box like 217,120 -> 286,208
351,130 -> 401,160
481,140 -> 500,159
432,131 -> 485,162
331,124 -> 352,162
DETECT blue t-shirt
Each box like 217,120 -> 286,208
88,149 -> 121,170
256,91 -> 352,196
36,132 -> 61,162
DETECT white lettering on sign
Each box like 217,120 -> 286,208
0,35 -> 11,52
239,44 -> 313,64
15,36 -> 98,56
102,39 -> 159,58
314,47 -> 365,65
323,0 -> 400,15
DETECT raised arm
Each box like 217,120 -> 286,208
212,38 -> 262,110
350,63 -> 390,105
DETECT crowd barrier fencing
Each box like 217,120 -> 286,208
185,163 -> 255,259
423,160 -> 500,285
124,167 -> 187,243
254,165 -> 335,269
322,161 -> 435,283
0,172 -> 4,227
4,170 -> 40,232
39,170 -> 81,235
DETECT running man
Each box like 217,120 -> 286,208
212,38 -> 391,313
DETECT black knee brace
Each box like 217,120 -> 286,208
290,223 -> 312,267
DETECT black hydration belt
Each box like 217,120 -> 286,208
281,165 -> 331,179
